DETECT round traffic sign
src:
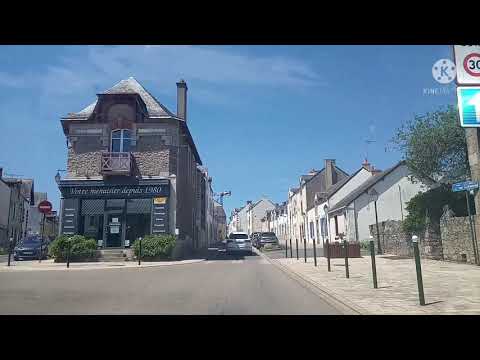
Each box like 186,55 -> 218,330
463,53 -> 480,77
38,200 -> 52,214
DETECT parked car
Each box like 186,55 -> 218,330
251,232 -> 261,248
13,235 -> 49,261
226,232 -> 253,255
256,232 -> 279,248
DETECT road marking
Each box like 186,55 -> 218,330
231,260 -> 243,264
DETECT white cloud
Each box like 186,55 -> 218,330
0,45 -> 326,106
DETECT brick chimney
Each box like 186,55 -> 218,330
325,159 -> 336,189
176,79 -> 188,121
371,165 -> 382,176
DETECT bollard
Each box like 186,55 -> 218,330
138,237 -> 142,266
369,237 -> 378,288
7,238 -> 13,267
285,239 -> 288,258
295,238 -> 299,260
66,244 -> 70,269
344,239 -> 349,278
369,237 -> 378,289
304,237 -> 307,263
412,235 -> 425,306
289,238 -> 293,258
313,236 -> 317,267
326,238 -> 331,272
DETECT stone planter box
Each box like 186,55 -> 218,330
324,242 -> 361,258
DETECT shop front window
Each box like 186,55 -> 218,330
80,199 -> 104,241
125,199 -> 151,247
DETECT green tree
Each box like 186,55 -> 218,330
392,105 -> 469,185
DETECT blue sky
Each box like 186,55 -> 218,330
0,45 -> 456,217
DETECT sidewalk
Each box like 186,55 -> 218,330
267,253 -> 480,314
0,258 -> 205,272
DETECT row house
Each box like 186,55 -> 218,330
264,202 -> 288,241
287,159 -> 349,244
27,192 -> 59,240
246,198 -> 276,235
56,77 -> 215,254
228,205 -> 247,234
213,201 -> 227,241
0,169 -> 35,248
325,160 -> 431,244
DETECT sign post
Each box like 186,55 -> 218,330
37,200 -> 52,263
452,181 -> 480,264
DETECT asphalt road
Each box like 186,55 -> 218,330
0,247 -> 341,315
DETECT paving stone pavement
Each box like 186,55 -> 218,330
273,254 -> 480,314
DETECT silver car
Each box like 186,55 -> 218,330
226,232 -> 253,255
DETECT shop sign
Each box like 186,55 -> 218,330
60,184 -> 170,199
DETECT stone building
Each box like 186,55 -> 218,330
56,77 -> 209,254
0,169 -> 35,247
213,201 -> 227,241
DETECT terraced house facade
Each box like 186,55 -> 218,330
56,77 -> 213,253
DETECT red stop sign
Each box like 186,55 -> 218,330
38,200 -> 52,214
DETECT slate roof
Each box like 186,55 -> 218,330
63,77 -> 175,119
328,161 -> 407,214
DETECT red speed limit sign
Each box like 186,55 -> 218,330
454,45 -> 480,84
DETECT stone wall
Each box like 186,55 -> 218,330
369,220 -> 413,257
132,149 -> 170,177
67,148 -> 103,177
440,213 -> 479,264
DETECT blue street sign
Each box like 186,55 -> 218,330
452,180 -> 479,192
457,87 -> 480,127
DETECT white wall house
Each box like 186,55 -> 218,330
246,198 -> 276,235
311,163 -> 374,248
327,161 -> 430,243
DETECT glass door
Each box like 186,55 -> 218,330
106,212 -> 123,248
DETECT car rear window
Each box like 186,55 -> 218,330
230,233 -> 248,239
261,232 -> 276,237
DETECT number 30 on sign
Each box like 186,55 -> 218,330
454,45 -> 480,85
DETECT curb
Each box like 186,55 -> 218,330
0,259 -> 206,272
255,249 -> 368,315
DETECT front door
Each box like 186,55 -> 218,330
106,213 -> 123,248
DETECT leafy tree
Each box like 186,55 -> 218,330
402,185 -> 473,235
392,105 -> 469,185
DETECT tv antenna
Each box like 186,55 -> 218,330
364,138 -> 376,162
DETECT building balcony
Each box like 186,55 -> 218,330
101,152 -> 133,176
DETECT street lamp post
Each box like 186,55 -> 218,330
369,188 -> 382,255
369,235 -> 378,288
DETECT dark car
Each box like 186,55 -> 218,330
257,232 -> 279,248
13,235 -> 49,261
251,232 -> 261,248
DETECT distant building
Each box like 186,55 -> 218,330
0,169 -> 34,247
213,201 -> 227,241
246,198 -> 276,235
287,159 -> 349,243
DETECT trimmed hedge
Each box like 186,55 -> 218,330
49,235 -> 98,262
132,235 -> 176,260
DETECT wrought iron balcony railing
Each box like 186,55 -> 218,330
101,152 -> 132,175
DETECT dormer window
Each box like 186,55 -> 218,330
111,129 -> 131,153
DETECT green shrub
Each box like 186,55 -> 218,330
48,235 -> 98,262
132,235 -> 176,260
360,240 -> 370,250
